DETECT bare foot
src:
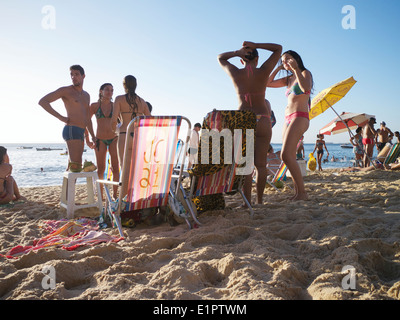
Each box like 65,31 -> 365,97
291,193 -> 308,201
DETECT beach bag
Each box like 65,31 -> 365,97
307,153 -> 317,171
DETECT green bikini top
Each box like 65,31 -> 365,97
95,101 -> 113,119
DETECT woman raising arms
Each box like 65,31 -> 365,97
218,41 -> 282,206
268,50 -> 313,200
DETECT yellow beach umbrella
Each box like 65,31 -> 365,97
309,76 -> 357,120
309,76 -> 376,168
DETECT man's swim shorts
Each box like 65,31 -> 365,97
62,125 -> 85,141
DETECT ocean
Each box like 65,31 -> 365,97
2,142 -> 367,188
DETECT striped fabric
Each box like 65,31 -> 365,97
272,162 -> 288,183
194,111 -> 240,197
125,116 -> 182,211
194,165 -> 236,196
104,152 -> 113,180
384,143 -> 400,165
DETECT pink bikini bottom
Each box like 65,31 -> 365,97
285,111 -> 309,126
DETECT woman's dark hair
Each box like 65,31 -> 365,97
0,146 -> 7,164
280,50 -> 314,94
146,102 -> 152,113
245,49 -> 259,61
356,127 -> 362,134
123,75 -> 138,116
98,83 -> 113,101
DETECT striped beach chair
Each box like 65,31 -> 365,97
104,152 -> 114,180
266,162 -> 289,191
98,116 -> 195,237
186,110 -> 256,218
384,143 -> 400,165
174,139 -> 184,170
266,138 -> 304,192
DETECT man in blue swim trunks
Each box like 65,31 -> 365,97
38,65 -> 96,172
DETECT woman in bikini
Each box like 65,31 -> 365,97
0,147 -> 24,205
88,83 -> 119,200
350,127 -> 363,167
112,75 -> 151,168
312,134 -> 329,171
218,41 -> 282,206
267,50 -> 313,200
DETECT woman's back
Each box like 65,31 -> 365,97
114,94 -> 150,132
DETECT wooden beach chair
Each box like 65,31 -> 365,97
184,110 -> 256,218
98,116 -> 194,237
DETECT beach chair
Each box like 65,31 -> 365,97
266,152 -> 281,177
98,116 -> 195,237
266,139 -> 304,191
184,110 -> 256,218
266,162 -> 289,191
174,139 -> 184,171
384,143 -> 400,165
104,152 -> 113,180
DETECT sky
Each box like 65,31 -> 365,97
1,0 -> 399,144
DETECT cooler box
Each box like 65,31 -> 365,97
286,160 -> 307,177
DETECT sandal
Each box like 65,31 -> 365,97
68,161 -> 82,172
82,160 -> 97,172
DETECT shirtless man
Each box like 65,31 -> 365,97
362,117 -> 377,167
376,121 -> 394,152
395,131 -> 400,143
218,41 -> 282,206
38,65 -> 96,172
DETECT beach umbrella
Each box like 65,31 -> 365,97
319,112 -> 375,135
310,76 -> 376,168
309,76 -> 357,120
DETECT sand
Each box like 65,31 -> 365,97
1,169 -> 400,300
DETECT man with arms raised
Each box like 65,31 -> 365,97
39,65 -> 96,172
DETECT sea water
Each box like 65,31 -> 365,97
3,143 -> 97,187
2,142 -> 368,188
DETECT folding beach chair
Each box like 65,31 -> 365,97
266,162 -> 289,191
266,151 -> 281,176
184,110 -> 256,218
174,139 -> 184,170
266,138 -> 304,192
384,143 -> 400,165
98,116 -> 196,237
104,152 -> 113,180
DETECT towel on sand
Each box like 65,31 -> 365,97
1,218 -> 123,259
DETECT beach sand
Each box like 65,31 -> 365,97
1,169 -> 400,300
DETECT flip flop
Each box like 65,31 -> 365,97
83,160 -> 97,172
68,161 -> 82,172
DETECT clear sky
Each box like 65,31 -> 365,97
1,0 -> 399,144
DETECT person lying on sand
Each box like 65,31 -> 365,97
340,158 -> 400,172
